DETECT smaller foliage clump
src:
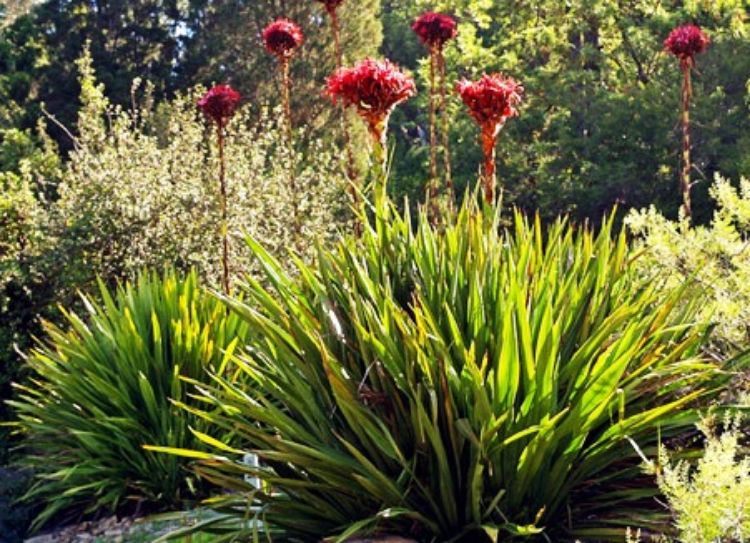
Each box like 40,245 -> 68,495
627,176 -> 750,352
9,271 -> 249,529
654,415 -> 750,543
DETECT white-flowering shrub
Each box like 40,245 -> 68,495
52,50 -> 348,289
655,416 -> 750,543
626,176 -> 750,352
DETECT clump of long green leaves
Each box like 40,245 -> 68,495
9,271 -> 248,530
160,202 -> 745,542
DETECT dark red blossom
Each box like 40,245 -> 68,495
315,0 -> 345,14
665,24 -> 710,65
326,58 -> 416,133
412,12 -> 458,48
262,19 -> 304,59
197,85 -> 241,126
456,73 -> 523,134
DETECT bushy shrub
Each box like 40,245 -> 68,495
629,415 -> 750,543
0,123 -> 60,461
655,415 -> 750,543
157,202 -> 745,542
627,176 -> 750,353
54,49 -> 346,286
9,271 -> 249,530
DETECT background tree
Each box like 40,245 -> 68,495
382,0 -> 750,224
0,1 -> 39,26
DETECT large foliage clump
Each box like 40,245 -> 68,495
10,271 -> 249,529
163,202 -> 744,542
627,176 -> 750,352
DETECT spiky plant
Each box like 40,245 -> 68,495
154,201 -> 745,542
10,271 -> 249,530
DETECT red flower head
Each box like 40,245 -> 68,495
412,12 -> 458,49
197,85 -> 241,126
315,0 -> 345,15
665,24 -> 710,66
326,58 -> 416,133
456,73 -> 523,135
262,19 -> 304,59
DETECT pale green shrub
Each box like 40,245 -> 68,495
0,123 -> 60,458
0,124 -> 59,312
654,416 -> 750,543
627,176 -> 750,352
52,49 -> 347,289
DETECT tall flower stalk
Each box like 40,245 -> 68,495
315,0 -> 358,190
456,73 -> 523,205
197,84 -> 241,294
412,12 -> 457,215
326,58 -> 416,209
665,24 -> 710,219
263,19 -> 305,241
457,73 -> 523,206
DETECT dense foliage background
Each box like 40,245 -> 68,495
383,0 -> 750,222
1,1 -> 748,218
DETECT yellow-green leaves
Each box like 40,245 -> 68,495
11,270 -> 249,529
165,201 -> 741,542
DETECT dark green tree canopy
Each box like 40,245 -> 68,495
1,0 -> 382,148
382,0 -> 750,224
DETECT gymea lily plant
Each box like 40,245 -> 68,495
412,12 -> 458,217
664,24 -> 710,219
197,84 -> 241,293
457,73 -> 523,206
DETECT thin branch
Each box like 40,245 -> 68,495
41,105 -> 80,149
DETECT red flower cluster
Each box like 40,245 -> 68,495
664,24 -> 710,64
412,12 -> 458,48
197,85 -> 241,126
456,73 -> 523,134
262,19 -> 304,59
315,0 -> 345,14
326,58 -> 416,130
